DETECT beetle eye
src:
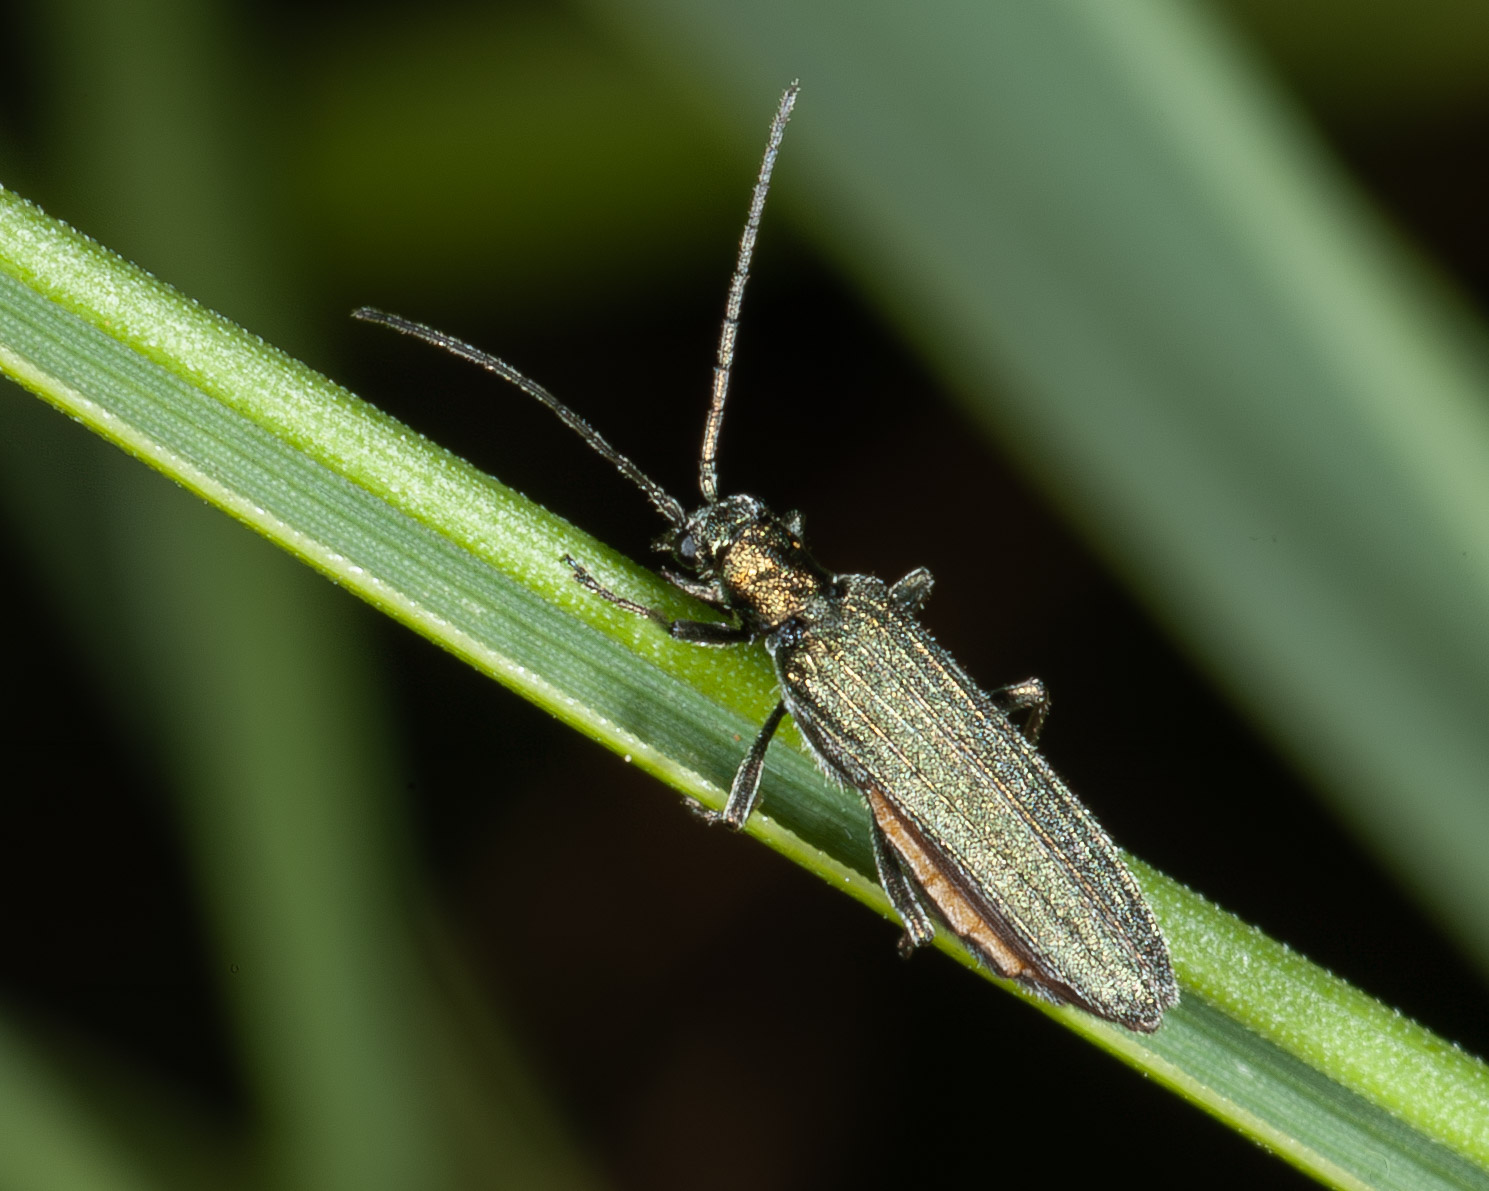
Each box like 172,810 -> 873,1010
678,534 -> 698,563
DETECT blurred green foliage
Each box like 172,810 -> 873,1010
3,1 -> 1489,1188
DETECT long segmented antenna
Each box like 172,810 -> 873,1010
353,307 -> 688,527
698,81 -> 799,503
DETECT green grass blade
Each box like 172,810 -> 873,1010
3,183 -> 1487,1188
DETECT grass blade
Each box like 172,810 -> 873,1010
3,182 -> 1487,1187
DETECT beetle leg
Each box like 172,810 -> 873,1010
565,555 -> 750,645
660,568 -> 729,608
669,620 -> 755,646
871,818 -> 937,955
708,701 -> 788,828
564,554 -> 661,618
888,566 -> 935,614
990,677 -> 1050,743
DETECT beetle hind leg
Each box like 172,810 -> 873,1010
989,677 -> 1050,742
870,818 -> 936,956
888,566 -> 934,614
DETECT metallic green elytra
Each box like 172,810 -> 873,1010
355,83 -> 1178,1032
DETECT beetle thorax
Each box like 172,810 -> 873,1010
717,518 -> 832,627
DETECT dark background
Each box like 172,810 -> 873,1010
2,1 -> 1487,1187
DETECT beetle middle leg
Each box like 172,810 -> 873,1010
724,701 -> 787,827
871,819 -> 936,955
564,555 -> 751,645
688,701 -> 788,829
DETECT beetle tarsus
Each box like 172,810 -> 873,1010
683,797 -> 727,826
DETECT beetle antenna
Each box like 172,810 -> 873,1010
698,81 -> 799,504
354,307 -> 688,527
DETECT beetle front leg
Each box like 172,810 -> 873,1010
564,555 -> 751,645
660,567 -> 729,609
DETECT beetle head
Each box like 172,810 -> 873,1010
654,495 -> 771,575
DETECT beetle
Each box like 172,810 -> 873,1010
356,82 -> 1178,1033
